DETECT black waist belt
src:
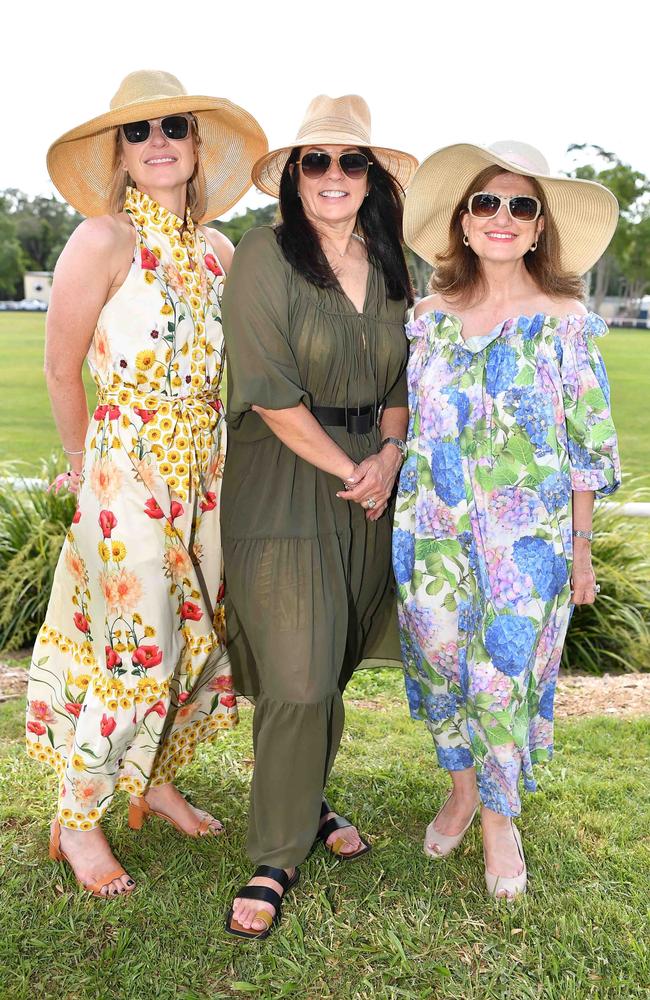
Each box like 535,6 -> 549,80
312,403 -> 377,434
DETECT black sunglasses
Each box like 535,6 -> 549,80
467,191 -> 542,223
296,151 -> 373,180
121,115 -> 193,145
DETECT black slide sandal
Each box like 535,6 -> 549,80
225,865 -> 300,940
316,798 -> 372,861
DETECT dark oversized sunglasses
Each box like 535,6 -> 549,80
296,151 -> 373,180
121,115 -> 193,145
467,191 -> 542,222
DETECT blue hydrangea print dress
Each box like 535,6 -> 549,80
393,311 -> 620,816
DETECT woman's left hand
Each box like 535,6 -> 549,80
571,544 -> 598,605
336,448 -> 402,521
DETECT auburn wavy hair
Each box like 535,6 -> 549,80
108,115 -> 207,222
431,165 -> 585,304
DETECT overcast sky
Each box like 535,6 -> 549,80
2,0 -> 648,218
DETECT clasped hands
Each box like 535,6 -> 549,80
336,448 -> 402,521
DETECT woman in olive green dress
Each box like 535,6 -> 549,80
221,95 -> 417,938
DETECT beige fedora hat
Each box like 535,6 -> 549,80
251,94 -> 418,197
47,69 -> 268,222
404,141 -> 619,275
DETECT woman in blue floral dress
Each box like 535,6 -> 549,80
395,142 -> 621,898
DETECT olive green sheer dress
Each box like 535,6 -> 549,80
221,227 -> 407,867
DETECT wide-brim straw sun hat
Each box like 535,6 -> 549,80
47,69 -> 268,222
251,94 -> 418,197
404,141 -> 619,276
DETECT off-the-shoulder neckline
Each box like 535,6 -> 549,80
411,309 -> 601,335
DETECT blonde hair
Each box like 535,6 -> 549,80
108,116 -> 207,222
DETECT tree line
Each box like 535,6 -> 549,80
1,144 -> 649,310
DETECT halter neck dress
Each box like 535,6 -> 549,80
26,188 -> 237,829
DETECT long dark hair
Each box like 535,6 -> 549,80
276,146 -> 413,305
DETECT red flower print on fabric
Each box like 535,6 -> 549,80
100,714 -> 117,737
105,646 -> 122,670
141,247 -> 159,270
180,601 -> 203,622
133,407 -> 157,423
99,510 -> 118,538
145,700 -> 167,718
65,702 -> 82,717
27,721 -> 46,736
94,404 -> 120,421
144,498 -> 165,519
204,254 -> 223,277
199,492 -> 217,512
72,509 -> 82,524
132,644 -> 163,669
169,501 -> 184,522
73,612 -> 90,633
220,694 -> 236,708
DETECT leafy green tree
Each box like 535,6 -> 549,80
1,189 -> 83,272
0,197 -> 26,298
566,145 -> 649,311
209,204 -> 277,245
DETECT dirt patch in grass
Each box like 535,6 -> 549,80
2,657 -> 648,717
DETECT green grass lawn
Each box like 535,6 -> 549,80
0,668 -> 648,1000
0,315 -> 648,497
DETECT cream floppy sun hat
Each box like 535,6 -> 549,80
47,69 -> 268,222
251,94 -> 418,197
403,141 -> 619,276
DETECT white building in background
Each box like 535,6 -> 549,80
23,271 -> 53,305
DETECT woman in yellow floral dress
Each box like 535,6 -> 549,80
25,70 -> 267,897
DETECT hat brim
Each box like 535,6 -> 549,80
403,143 -> 619,276
47,95 -> 268,222
252,143 -> 418,198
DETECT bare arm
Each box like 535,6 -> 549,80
337,405 -> 409,521
252,402 -> 357,480
571,490 -> 597,605
45,216 -> 126,477
204,226 -> 235,274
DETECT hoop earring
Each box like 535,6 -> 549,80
462,234 -> 469,247
529,241 -> 538,252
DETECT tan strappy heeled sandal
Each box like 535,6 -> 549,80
127,795 -> 220,837
49,819 -> 135,899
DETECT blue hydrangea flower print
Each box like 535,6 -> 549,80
400,456 -> 418,494
486,342 -> 518,396
484,615 -> 536,676
424,692 -> 458,722
458,600 -> 482,636
539,472 -> 571,513
507,387 -> 552,450
430,441 -> 465,506
395,309 -> 620,819
538,681 -> 556,721
521,313 -> 544,340
393,529 -> 415,584
436,745 -> 474,770
443,386 -> 470,433
513,537 -> 568,600
404,674 -> 422,714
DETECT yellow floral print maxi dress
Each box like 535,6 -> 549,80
26,188 -> 238,830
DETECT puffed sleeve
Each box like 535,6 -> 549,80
222,227 -> 310,432
558,313 -> 621,496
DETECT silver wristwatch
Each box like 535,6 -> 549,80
573,529 -> 593,542
381,437 -> 407,461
